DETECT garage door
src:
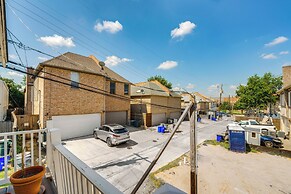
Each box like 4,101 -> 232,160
152,113 -> 166,126
50,113 -> 101,140
105,111 -> 127,125
170,112 -> 181,119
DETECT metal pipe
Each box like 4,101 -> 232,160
131,101 -> 193,194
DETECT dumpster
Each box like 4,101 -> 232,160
229,125 -> 246,153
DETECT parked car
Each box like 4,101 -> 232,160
228,120 -> 276,133
261,135 -> 283,148
93,124 -> 130,147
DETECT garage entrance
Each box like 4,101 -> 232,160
49,113 -> 101,140
105,111 -> 127,125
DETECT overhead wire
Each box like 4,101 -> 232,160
7,0 -> 150,80
8,0 -> 152,80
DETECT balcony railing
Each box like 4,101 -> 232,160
0,129 -> 46,185
0,128 -> 122,194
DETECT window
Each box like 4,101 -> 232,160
288,91 -> 291,107
250,120 -> 259,125
124,83 -> 129,95
280,94 -> 285,107
110,81 -> 116,94
251,132 -> 256,138
71,72 -> 79,88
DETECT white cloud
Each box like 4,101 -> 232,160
171,21 -> 196,39
229,85 -> 237,90
208,84 -> 219,92
7,71 -> 23,77
38,34 -> 75,48
172,86 -> 182,91
265,36 -> 288,47
94,20 -> 123,34
279,51 -> 289,55
105,55 -> 132,67
260,53 -> 277,59
186,83 -> 195,89
38,57 -> 48,61
157,61 -> 178,70
9,54 -> 17,59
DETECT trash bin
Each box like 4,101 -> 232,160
158,125 -> 165,133
229,126 -> 246,153
216,134 -> 224,142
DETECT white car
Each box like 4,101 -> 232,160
93,124 -> 130,147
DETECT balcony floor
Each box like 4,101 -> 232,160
0,177 -> 57,194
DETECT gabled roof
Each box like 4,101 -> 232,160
131,80 -> 181,98
35,52 -> 130,83
193,92 -> 215,102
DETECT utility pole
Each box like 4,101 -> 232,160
190,100 -> 197,194
219,84 -> 223,106
0,0 -> 7,68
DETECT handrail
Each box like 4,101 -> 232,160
0,128 -> 47,136
54,144 -> 122,194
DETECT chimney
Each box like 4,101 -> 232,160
282,65 -> 291,88
24,67 -> 34,115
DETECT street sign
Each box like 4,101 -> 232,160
0,0 -> 7,68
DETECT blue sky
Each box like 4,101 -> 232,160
1,0 -> 291,97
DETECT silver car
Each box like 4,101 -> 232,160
93,124 -> 130,147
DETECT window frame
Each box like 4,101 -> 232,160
251,132 -> 256,138
288,91 -> 291,107
70,72 -> 79,88
124,83 -> 129,95
110,81 -> 116,94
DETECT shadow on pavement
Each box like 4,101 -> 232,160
116,140 -> 138,148
92,153 -> 150,170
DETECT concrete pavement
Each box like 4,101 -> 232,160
64,118 -> 231,193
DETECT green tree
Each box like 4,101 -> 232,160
220,102 -> 231,112
0,77 -> 24,108
235,73 -> 282,115
148,75 -> 172,89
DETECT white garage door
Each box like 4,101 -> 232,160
152,113 -> 166,126
50,113 -> 101,140
170,112 -> 181,119
106,111 -> 127,125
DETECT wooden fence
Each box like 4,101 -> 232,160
234,115 -> 281,130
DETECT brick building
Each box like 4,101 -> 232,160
278,65 -> 291,139
27,52 -> 131,134
131,80 -> 181,126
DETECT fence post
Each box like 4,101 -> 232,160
46,128 -> 61,178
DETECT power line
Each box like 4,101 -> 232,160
4,63 -> 181,110
8,33 -> 183,94
7,1 -> 151,80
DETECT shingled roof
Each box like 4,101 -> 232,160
35,52 -> 130,83
131,80 -> 181,98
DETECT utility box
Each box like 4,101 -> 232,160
229,125 -> 246,153
245,127 -> 261,146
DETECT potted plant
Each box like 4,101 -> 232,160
10,146 -> 45,194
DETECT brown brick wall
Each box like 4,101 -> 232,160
282,66 -> 291,88
39,67 -> 130,127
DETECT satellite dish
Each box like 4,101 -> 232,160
99,61 -> 105,67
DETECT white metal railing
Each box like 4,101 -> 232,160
47,129 -> 122,194
0,129 -> 47,185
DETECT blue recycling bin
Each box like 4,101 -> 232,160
0,156 -> 11,171
158,125 -> 165,133
216,134 -> 224,142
